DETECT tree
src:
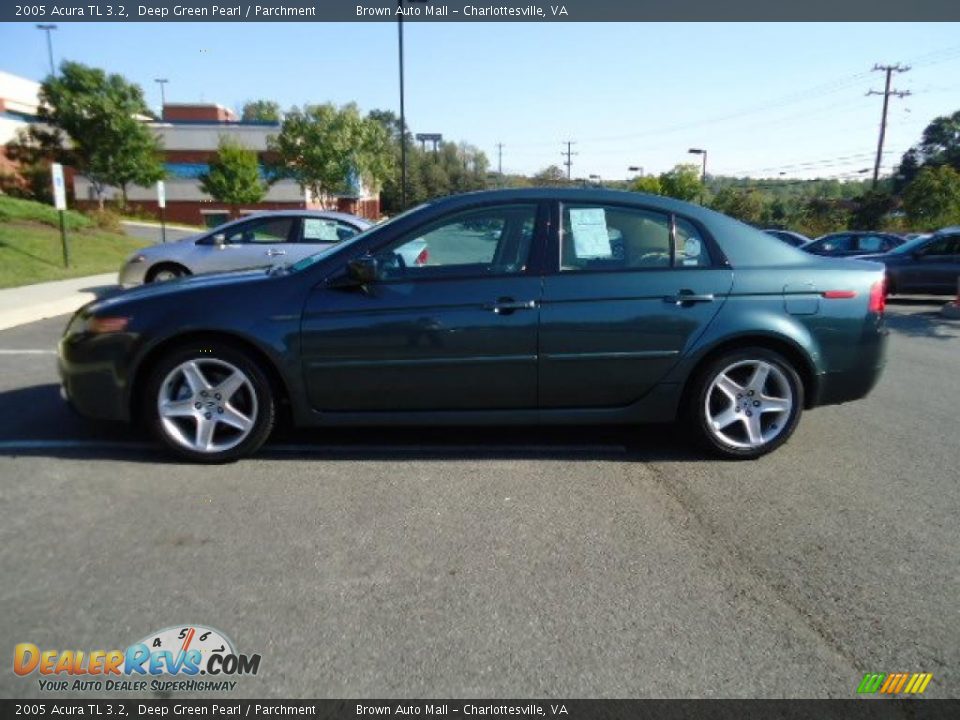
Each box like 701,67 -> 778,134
630,175 -> 662,195
658,164 -> 702,202
901,165 -> 960,230
37,61 -> 164,207
710,187 -> 766,225
199,137 -> 269,217
241,100 -> 281,124
531,165 -> 568,186
268,103 -> 391,204
895,110 -> 960,190
850,190 -> 897,230
797,197 -> 850,237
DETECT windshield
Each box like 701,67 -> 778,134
890,234 -> 932,254
284,203 -> 430,274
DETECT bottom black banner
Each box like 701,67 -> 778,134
2,700 -> 959,720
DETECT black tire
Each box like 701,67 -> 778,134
146,263 -> 190,283
687,347 -> 804,460
143,341 -> 275,463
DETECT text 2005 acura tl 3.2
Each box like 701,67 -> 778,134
58,189 -> 888,462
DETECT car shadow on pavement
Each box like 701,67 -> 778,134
885,308 -> 960,341
0,383 -> 703,464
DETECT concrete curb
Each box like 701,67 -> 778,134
0,273 -> 119,332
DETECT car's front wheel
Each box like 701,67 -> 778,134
147,264 -> 190,283
144,342 -> 275,462
689,347 -> 803,459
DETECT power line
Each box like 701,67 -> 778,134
867,63 -> 911,187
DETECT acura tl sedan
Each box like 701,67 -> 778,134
60,189 -> 888,463
118,210 -> 372,285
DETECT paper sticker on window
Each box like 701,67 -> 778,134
682,237 -> 702,259
305,219 -> 340,242
569,208 -> 612,258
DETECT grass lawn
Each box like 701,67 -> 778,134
0,195 -> 150,288
0,221 -> 146,289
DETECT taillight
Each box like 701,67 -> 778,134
868,278 -> 886,314
415,247 -> 429,266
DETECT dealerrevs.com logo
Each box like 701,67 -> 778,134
14,625 -> 261,693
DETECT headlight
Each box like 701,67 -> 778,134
84,316 -> 131,334
127,254 -> 146,264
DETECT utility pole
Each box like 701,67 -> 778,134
867,64 -> 911,188
397,0 -> 407,209
561,141 -> 577,181
495,143 -> 504,187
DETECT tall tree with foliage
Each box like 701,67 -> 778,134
531,165 -> 568,186
269,103 -> 391,204
902,165 -> 960,230
849,190 -> 897,230
35,61 -> 164,207
199,137 -> 269,218
630,175 -> 663,195
895,110 -> 960,190
241,100 -> 281,123
710,187 -> 766,225
658,164 -> 703,202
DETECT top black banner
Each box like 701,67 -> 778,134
3,0 -> 960,23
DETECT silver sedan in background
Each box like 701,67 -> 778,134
119,210 -> 373,286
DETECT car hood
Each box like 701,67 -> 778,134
89,268 -> 270,313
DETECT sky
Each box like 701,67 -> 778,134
1,21 -> 959,181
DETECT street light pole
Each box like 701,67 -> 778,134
154,78 -> 169,118
36,24 -> 57,76
688,148 -> 707,204
397,0 -> 407,209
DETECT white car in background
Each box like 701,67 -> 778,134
119,210 -> 373,286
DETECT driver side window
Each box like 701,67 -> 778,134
373,204 -> 538,280
223,217 -> 294,245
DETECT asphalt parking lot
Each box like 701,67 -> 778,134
1,299 -> 958,699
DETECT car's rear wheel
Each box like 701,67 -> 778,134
689,347 -> 803,459
147,264 -> 190,283
144,342 -> 275,462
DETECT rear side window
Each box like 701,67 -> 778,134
675,217 -> 712,267
857,235 -> 886,253
560,204 -> 710,271
302,218 -> 360,243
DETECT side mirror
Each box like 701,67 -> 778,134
347,256 -> 379,284
212,233 -> 227,247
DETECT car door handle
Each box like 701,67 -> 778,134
484,298 -> 538,314
265,249 -> 286,257
664,290 -> 715,305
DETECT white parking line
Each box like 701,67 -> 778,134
0,439 -> 626,454
0,349 -> 57,355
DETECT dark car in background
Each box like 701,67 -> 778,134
803,231 -> 904,258
860,227 -> 960,295
59,189 -> 888,464
764,229 -> 811,248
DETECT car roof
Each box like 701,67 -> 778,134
226,209 -> 372,226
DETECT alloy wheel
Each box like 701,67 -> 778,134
704,359 -> 793,450
157,359 -> 258,454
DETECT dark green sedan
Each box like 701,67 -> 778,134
58,189 -> 888,462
